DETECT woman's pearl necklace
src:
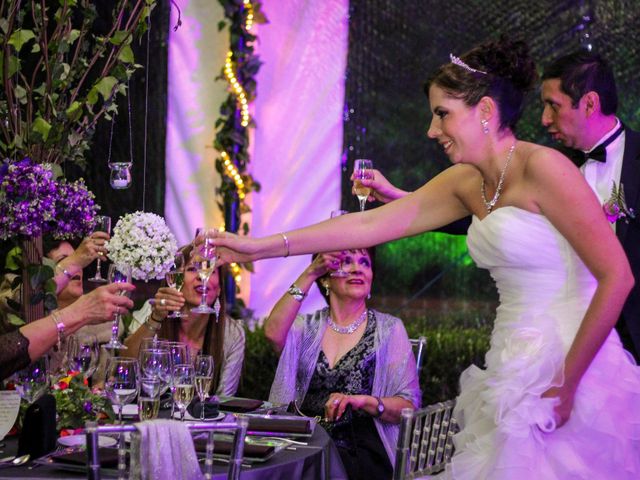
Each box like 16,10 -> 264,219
327,309 -> 368,334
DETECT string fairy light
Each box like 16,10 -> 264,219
220,151 -> 246,199
223,52 -> 250,128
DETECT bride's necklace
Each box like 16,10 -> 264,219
481,142 -> 517,213
327,309 -> 368,334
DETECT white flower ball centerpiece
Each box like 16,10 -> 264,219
107,211 -> 178,281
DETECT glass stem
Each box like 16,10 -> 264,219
200,396 -> 205,420
359,198 -> 366,212
200,284 -> 208,307
111,314 -> 121,342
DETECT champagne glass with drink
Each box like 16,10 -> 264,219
191,229 -> 218,314
194,354 -> 214,420
166,252 -> 186,318
66,333 -> 99,381
172,364 -> 195,422
104,264 -> 132,350
88,215 -> 111,283
353,159 -> 374,212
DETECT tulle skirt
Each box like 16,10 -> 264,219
440,315 -> 640,480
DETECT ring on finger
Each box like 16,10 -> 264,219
333,399 -> 340,406
160,298 -> 166,306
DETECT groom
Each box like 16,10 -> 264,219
541,50 -> 640,361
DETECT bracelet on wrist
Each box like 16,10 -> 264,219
50,310 -> 66,352
287,284 -> 306,302
145,314 -> 162,332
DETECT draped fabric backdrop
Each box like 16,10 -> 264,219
166,0 -> 349,316
249,0 -> 349,317
166,1 -> 227,249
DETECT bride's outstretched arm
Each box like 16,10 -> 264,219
213,164 -> 472,264
528,148 -> 634,426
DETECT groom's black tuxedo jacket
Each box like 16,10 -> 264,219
616,127 -> 640,360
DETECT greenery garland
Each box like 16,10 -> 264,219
214,1 -> 266,247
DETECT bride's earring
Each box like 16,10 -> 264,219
481,119 -> 489,135
323,283 -> 330,296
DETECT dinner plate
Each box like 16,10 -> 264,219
57,434 -> 117,448
172,410 -> 225,422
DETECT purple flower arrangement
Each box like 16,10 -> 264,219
0,158 -> 99,241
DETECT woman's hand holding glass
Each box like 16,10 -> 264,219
150,286 -> 186,322
89,215 -> 112,283
104,264 -> 132,350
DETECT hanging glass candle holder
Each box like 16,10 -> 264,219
108,162 -> 133,189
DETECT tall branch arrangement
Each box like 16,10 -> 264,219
0,0 -> 156,168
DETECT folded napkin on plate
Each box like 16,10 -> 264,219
246,417 -> 312,434
130,419 -> 203,480
218,398 -> 263,413
193,438 -> 275,459
53,447 -> 121,468
187,397 -> 220,420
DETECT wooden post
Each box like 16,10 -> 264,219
21,235 -> 44,323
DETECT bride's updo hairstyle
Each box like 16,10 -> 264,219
426,36 -> 538,131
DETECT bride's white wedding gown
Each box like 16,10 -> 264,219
444,206 -> 640,479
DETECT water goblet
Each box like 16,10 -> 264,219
166,252 -> 187,318
172,364 -> 195,422
103,357 -> 139,424
353,159 -> 374,212
88,215 -> 111,283
66,333 -> 99,381
329,210 -> 349,277
193,355 -> 214,420
103,264 -> 132,350
13,357 -> 49,404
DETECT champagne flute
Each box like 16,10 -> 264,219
138,376 -> 162,420
88,215 -> 111,283
66,333 -> 99,380
353,159 -> 374,212
166,252 -> 186,318
162,341 -> 189,416
329,210 -> 349,277
104,264 -> 132,350
172,364 -> 195,422
191,259 -> 216,314
13,357 -> 49,404
193,355 -> 214,420
104,357 -> 139,424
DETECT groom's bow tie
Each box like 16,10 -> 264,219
568,124 -> 624,167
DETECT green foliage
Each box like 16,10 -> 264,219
0,1 -> 156,167
237,320 -> 491,407
51,374 -> 115,431
214,1 -> 267,238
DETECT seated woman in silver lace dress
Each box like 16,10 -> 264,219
266,248 -> 420,479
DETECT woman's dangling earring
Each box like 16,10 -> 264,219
323,283 -> 330,297
481,119 -> 489,135
213,297 -> 221,319
367,293 -> 371,300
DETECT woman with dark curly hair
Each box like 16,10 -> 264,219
214,36 -> 640,479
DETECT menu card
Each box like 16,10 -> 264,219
0,391 -> 21,440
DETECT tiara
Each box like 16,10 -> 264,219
449,54 -> 487,75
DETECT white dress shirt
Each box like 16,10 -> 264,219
581,118 -> 625,232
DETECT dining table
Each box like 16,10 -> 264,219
0,409 -> 348,479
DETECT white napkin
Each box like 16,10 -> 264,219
129,419 -> 204,480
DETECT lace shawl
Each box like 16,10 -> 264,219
0,329 -> 31,381
269,308 -> 421,463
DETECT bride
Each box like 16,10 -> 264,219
213,37 -> 640,478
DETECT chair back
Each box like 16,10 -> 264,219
85,417 -> 249,480
393,399 -> 457,479
410,336 -> 427,374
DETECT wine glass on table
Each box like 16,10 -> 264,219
138,376 -> 162,421
329,210 -> 349,277
103,264 -> 132,350
66,333 -> 99,381
172,364 -> 195,422
13,357 -> 49,405
104,357 -> 139,424
353,159 -> 374,212
88,215 -> 111,283
193,355 -> 214,420
165,252 -> 186,318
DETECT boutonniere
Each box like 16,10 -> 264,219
603,182 -> 636,223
